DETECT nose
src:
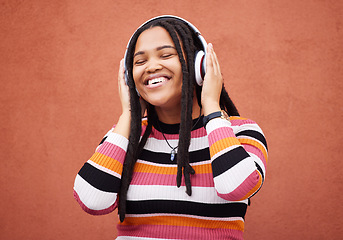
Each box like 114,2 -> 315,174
145,58 -> 162,73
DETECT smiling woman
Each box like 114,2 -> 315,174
73,15 -> 268,240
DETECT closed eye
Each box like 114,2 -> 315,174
134,59 -> 146,66
161,53 -> 174,59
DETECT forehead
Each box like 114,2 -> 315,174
135,26 -> 175,52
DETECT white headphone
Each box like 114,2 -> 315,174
124,15 -> 208,87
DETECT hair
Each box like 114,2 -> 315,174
119,17 -> 239,222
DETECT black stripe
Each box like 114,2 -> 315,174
139,148 -> 210,165
126,199 -> 247,219
236,130 -> 268,150
255,162 -> 264,180
248,162 -> 265,199
78,162 -> 120,193
152,116 -> 204,134
99,136 -> 107,145
212,147 -> 250,177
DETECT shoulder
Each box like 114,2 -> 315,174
230,116 -> 266,138
230,116 -> 268,149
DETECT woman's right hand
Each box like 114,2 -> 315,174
113,59 -> 131,138
118,59 -> 131,115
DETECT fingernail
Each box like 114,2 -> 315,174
208,43 -> 213,50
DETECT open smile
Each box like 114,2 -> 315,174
144,74 -> 171,86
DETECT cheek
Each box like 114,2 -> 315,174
132,68 -> 141,86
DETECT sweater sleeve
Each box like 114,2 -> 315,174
206,117 -> 268,201
73,128 -> 128,215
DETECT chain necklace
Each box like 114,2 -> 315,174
157,110 -> 202,161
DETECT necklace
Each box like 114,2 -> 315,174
157,110 -> 202,161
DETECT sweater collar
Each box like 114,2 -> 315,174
152,116 -> 204,134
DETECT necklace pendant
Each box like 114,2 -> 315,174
170,149 -> 176,161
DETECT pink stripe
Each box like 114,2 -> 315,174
97,142 -> 126,164
150,127 -> 207,140
131,172 -> 214,187
73,190 -> 117,215
208,126 -> 236,146
117,223 -> 243,240
217,170 -> 261,201
230,118 -> 256,126
243,144 -> 267,169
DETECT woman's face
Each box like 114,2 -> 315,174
132,26 -> 183,110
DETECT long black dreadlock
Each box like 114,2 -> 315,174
119,18 -> 239,222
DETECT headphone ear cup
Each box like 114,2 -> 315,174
194,51 -> 206,86
124,69 -> 129,85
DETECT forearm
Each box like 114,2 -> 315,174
73,129 -> 129,215
206,117 -> 268,201
112,111 -> 131,139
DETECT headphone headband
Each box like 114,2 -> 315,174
125,15 -> 207,51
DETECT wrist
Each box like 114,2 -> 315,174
120,110 -> 131,119
113,111 -> 131,138
202,103 -> 221,116
203,110 -> 230,128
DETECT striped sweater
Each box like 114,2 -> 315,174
74,116 -> 268,240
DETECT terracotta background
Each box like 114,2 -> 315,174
1,0 -> 342,239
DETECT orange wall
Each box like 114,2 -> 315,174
1,0 -> 342,239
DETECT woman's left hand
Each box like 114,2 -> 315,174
201,43 -> 223,115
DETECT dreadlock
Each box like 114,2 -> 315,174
119,18 -> 239,222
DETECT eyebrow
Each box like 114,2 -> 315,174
133,45 -> 176,58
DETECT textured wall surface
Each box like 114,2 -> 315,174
1,0 -> 342,239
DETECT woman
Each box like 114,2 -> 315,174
74,16 -> 268,240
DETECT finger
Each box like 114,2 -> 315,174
119,59 -> 129,93
118,59 -> 125,83
118,59 -> 122,88
211,48 -> 221,75
206,43 -> 214,74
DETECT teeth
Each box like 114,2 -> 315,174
148,77 -> 167,85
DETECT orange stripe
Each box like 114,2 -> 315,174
134,162 -> 212,174
209,137 -> 240,156
239,170 -> 263,201
229,116 -> 247,121
239,138 -> 268,162
90,152 -> 123,175
121,215 -> 244,231
142,119 -> 148,126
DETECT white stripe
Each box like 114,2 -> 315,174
249,152 -> 266,175
127,184 -> 247,204
87,160 -> 121,179
235,123 -> 263,135
136,160 -> 176,167
116,237 -> 168,240
214,157 -> 257,195
144,135 -> 209,153
205,118 -> 232,134
138,157 -> 211,167
74,175 -> 117,210
190,159 -> 211,166
105,132 -> 129,150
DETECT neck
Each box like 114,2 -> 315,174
155,96 -> 201,124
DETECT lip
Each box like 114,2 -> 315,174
143,73 -> 171,85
